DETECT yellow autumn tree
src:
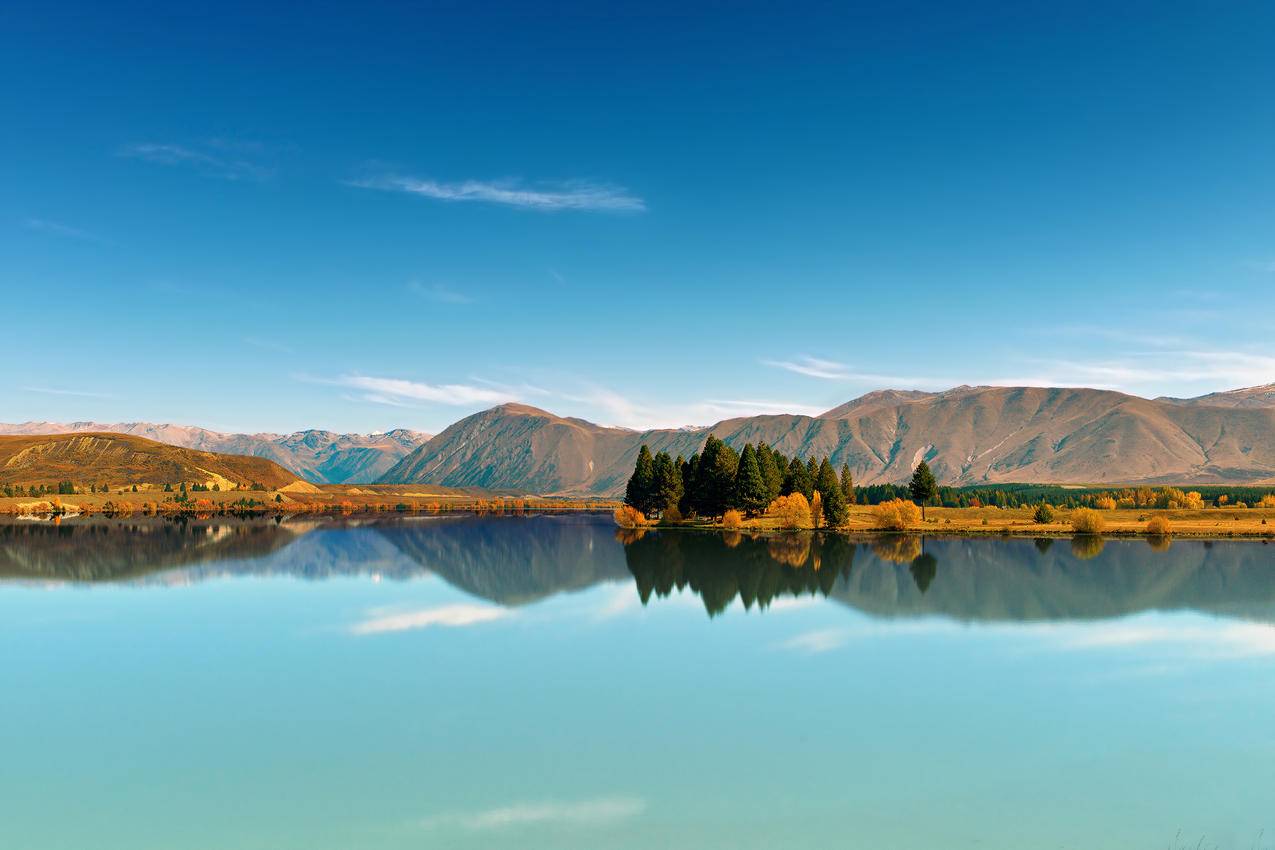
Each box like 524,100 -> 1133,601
872,498 -> 921,531
766,493 -> 812,530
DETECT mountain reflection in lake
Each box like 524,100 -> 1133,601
3,515 -> 1275,850
5,515 -> 1275,624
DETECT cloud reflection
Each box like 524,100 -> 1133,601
349,603 -> 509,635
420,795 -> 646,831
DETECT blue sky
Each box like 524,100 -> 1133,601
4,1 -> 1274,434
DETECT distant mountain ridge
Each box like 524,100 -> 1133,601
0,421 -> 430,484
380,384 -> 1275,495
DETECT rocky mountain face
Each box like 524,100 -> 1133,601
0,422 -> 430,484
380,385 -> 1275,495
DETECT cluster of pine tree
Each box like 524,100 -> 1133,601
623,436 -> 856,527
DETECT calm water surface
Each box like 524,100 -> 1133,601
3,515 -> 1275,849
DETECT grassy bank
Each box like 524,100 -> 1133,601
0,484 -> 619,518
625,504 -> 1275,539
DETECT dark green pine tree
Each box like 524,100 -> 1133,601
651,451 -> 683,516
625,445 -> 656,515
806,456 -> 819,486
909,459 -> 938,521
816,458 -> 848,528
839,463 -> 855,505
678,453 -> 699,516
733,444 -> 769,516
782,455 -> 814,500
694,436 -> 739,517
756,442 -> 783,503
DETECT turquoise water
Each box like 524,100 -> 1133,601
3,515 -> 1275,850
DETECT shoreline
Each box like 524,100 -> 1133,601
618,504 -> 1275,541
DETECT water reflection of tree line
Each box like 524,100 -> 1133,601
622,530 -> 947,616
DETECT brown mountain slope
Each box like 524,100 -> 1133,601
381,385 -> 1275,495
0,433 -> 306,489
0,422 -> 430,484
1157,383 -> 1275,409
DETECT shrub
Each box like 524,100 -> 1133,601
1094,496 -> 1117,511
1033,503 -> 1055,524
1259,494 -> 1275,509
721,509 -> 744,530
873,498 -> 921,531
1146,515 -> 1172,536
766,493 -> 812,530
1071,508 -> 1105,535
613,505 -> 647,529
659,505 -> 683,525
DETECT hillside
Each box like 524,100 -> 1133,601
381,385 -> 1275,495
0,422 -> 430,483
0,433 -> 306,490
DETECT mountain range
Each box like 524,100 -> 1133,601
381,384 -> 1275,494
8,383 -> 1275,494
0,421 -> 430,484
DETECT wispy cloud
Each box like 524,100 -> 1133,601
22,386 -> 116,399
763,348 -> 1275,398
331,375 -> 520,407
407,280 -> 474,304
762,356 -> 949,388
348,175 -> 645,212
23,218 -> 114,246
763,355 -> 853,380
350,603 -> 510,635
992,350 -> 1275,393
420,796 -> 646,831
119,142 -> 272,181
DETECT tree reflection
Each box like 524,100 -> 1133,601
872,535 -> 922,564
909,552 -> 938,594
1070,536 -> 1106,560
623,531 -> 856,616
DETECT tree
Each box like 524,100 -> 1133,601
732,444 -> 769,516
651,451 -> 683,516
839,464 -> 855,505
625,445 -> 655,514
766,493 -> 812,529
693,436 -> 739,517
816,458 -> 848,528
909,460 -> 938,521
756,443 -> 783,502
678,454 -> 697,516
782,456 -> 813,500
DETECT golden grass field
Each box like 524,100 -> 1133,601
0,483 -> 618,517
712,504 -> 1275,538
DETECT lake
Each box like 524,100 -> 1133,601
2,514 -> 1274,849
